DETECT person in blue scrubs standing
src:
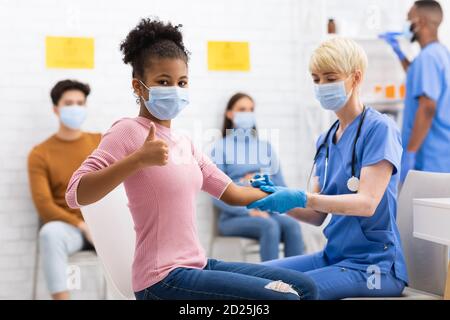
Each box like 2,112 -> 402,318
381,0 -> 450,182
247,37 -> 408,300
211,93 -> 304,262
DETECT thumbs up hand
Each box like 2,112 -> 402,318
135,123 -> 169,167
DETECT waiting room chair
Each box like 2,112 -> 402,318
397,170 -> 450,297
208,204 -> 284,262
67,250 -> 107,299
80,184 -> 136,300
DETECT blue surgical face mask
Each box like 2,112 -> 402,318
233,112 -> 256,130
314,78 -> 353,112
139,80 -> 189,120
403,21 -> 415,42
59,105 -> 87,130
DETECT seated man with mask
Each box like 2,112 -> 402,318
28,80 -> 101,300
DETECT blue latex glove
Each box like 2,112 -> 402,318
250,174 -> 274,188
379,32 -> 406,61
400,151 -> 416,183
247,185 -> 308,213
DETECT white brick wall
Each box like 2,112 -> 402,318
0,0 -> 448,299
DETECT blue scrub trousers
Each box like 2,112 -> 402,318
263,254 -> 406,300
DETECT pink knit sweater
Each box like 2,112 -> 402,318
66,117 -> 232,292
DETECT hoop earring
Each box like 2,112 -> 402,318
133,92 -> 141,105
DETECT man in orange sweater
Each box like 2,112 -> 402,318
28,80 -> 101,300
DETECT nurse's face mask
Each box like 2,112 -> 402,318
403,20 -> 419,43
404,6 -> 423,43
314,75 -> 354,112
138,79 -> 189,121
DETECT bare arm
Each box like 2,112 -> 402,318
400,58 -> 411,72
287,208 -> 328,226
76,123 -> 168,206
220,182 -> 268,207
406,96 -> 437,152
306,160 -> 393,217
77,152 -> 144,206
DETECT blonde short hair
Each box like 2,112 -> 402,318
309,37 -> 368,76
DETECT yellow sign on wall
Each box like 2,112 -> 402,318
46,36 -> 95,69
208,41 -> 250,71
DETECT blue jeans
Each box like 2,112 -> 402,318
263,253 -> 406,300
219,214 -> 304,261
135,259 -> 318,300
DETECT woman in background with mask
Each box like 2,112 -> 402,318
247,37 -> 408,300
211,93 -> 304,262
65,18 -> 317,300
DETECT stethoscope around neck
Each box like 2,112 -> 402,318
307,106 -> 368,194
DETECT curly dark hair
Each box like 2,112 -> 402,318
50,79 -> 90,106
120,18 -> 189,78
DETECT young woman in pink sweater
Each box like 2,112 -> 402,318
65,18 -> 317,300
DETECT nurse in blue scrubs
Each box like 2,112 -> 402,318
381,0 -> 450,181
247,37 -> 409,300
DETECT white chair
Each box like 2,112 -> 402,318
345,170 -> 449,300
397,170 -> 450,297
80,184 -> 136,300
67,250 -> 107,299
208,205 -> 284,262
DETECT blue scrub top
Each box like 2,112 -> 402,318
314,107 -> 408,284
403,42 -> 450,173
